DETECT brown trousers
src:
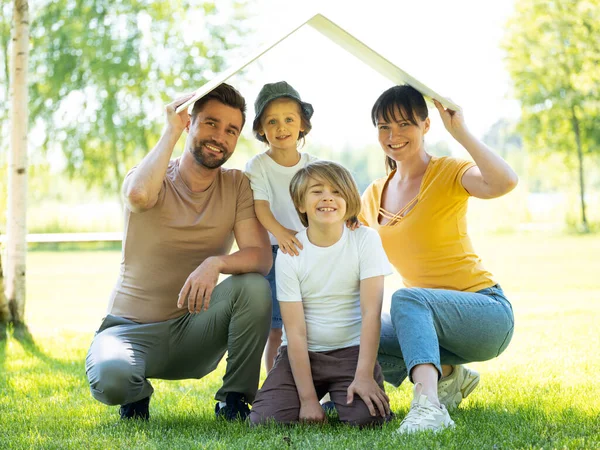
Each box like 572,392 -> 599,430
250,345 -> 391,427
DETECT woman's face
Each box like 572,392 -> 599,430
376,105 -> 430,163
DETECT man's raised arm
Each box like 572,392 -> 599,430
123,93 -> 195,213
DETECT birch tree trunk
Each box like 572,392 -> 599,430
0,250 -> 8,338
6,0 -> 29,326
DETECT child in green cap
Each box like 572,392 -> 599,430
244,81 -> 318,372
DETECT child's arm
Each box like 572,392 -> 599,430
346,275 -> 390,417
254,200 -> 303,256
280,302 -> 326,423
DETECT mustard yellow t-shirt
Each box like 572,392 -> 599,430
359,156 -> 496,292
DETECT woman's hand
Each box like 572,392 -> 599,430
274,228 -> 303,256
433,99 -> 470,141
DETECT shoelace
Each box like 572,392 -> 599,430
401,402 -> 440,426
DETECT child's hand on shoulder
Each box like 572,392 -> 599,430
346,216 -> 362,231
347,376 -> 390,418
275,227 -> 303,256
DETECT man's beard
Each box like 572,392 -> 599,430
190,139 -> 231,169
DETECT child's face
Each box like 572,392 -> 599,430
299,176 -> 347,228
258,98 -> 305,153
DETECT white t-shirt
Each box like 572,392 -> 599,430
276,226 -> 393,352
244,152 -> 318,245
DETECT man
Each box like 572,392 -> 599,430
85,84 -> 273,421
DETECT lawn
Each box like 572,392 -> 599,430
1,232 -> 599,449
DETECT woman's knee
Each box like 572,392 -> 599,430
390,288 -> 428,317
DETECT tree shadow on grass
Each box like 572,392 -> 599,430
6,322 -> 84,376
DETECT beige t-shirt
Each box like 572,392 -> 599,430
107,158 -> 256,323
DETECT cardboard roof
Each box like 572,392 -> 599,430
176,13 -> 459,114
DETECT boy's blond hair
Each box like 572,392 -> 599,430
289,161 -> 361,228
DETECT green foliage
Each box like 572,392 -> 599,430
23,0 -> 248,195
503,0 -> 600,228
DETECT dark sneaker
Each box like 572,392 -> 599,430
321,401 -> 337,414
119,396 -> 151,420
215,392 -> 251,421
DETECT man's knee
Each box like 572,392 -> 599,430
231,273 -> 271,316
87,358 -> 137,405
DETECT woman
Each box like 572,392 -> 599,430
359,85 -> 517,433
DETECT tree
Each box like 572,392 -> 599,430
28,0 -> 249,197
0,249 -> 7,339
482,119 -> 523,161
503,0 -> 600,231
2,0 -> 29,331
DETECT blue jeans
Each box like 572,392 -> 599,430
265,245 -> 282,329
378,284 -> 514,386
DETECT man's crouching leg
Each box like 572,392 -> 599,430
214,273 -> 271,406
85,318 -> 154,407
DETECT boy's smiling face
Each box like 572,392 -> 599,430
299,176 -> 347,227
258,98 -> 305,153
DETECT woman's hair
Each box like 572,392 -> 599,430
289,160 -> 361,228
252,99 -> 313,147
371,85 -> 428,173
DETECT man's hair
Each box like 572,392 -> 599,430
289,160 -> 361,228
371,85 -> 428,173
190,83 -> 247,128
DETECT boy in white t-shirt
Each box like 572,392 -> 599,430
249,161 -> 393,426
245,81 -> 318,372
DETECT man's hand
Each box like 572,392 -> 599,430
346,377 -> 390,417
166,93 -> 195,135
299,399 -> 327,423
274,228 -> 303,256
177,256 -> 224,313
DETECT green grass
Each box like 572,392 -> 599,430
1,232 -> 599,449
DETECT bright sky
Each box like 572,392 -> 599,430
222,0 -> 519,150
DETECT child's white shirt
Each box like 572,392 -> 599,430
276,226 -> 393,352
245,152 -> 318,246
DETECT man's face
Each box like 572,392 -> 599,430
187,99 -> 243,169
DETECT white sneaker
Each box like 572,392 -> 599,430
396,384 -> 455,434
438,365 -> 480,411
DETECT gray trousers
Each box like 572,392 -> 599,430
85,273 -> 271,405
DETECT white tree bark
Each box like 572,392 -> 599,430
0,249 -> 8,329
5,0 -> 29,325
